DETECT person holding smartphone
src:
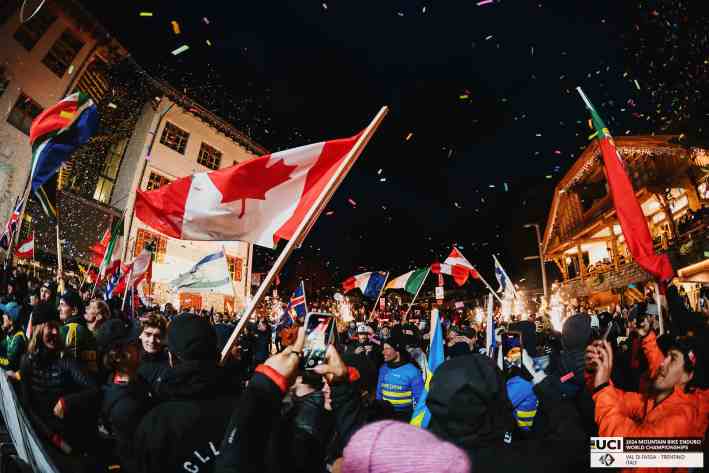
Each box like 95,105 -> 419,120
376,333 -> 424,422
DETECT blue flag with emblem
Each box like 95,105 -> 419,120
410,308 -> 444,428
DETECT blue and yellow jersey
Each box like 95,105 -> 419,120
376,362 -> 424,413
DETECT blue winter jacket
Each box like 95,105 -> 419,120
376,361 -> 424,415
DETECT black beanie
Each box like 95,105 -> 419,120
562,313 -> 592,351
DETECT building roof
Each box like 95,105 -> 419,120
541,135 -> 686,255
55,0 -> 267,156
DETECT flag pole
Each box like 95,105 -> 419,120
653,281 -> 665,335
122,101 -> 175,262
31,230 -> 36,279
368,272 -> 389,322
55,224 -> 64,294
223,245 -> 239,317
220,106 -> 389,362
403,267 -> 430,321
121,267 -> 133,311
473,267 -> 504,304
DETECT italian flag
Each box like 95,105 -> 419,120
578,88 -> 673,281
99,217 -> 124,281
385,267 -> 429,295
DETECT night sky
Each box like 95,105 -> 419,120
80,1 -> 708,296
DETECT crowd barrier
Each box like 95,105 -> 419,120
0,374 -> 60,473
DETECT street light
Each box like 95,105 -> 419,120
524,223 -> 548,301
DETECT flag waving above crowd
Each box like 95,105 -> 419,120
342,271 -> 388,299
135,134 -> 362,249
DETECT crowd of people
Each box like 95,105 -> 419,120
0,264 -> 707,473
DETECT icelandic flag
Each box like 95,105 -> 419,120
411,308 -> 444,428
342,271 -> 387,299
288,280 -> 308,321
169,249 -> 232,293
0,197 -> 23,250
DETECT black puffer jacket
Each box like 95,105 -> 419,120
19,351 -> 99,452
102,376 -> 154,473
132,361 -> 240,473
267,391 -> 333,473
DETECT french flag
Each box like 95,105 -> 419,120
342,272 -> 387,299
135,134 -> 361,249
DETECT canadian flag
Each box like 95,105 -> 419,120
15,233 -> 34,259
431,247 -> 480,286
135,134 -> 360,249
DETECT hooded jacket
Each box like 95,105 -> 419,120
60,315 -> 97,372
132,360 -> 240,473
427,355 -> 586,473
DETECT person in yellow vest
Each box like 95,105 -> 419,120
0,302 -> 27,373
58,290 -> 97,372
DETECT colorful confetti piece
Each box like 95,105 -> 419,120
171,44 -> 190,55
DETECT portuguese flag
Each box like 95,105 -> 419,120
577,87 -> 673,281
385,267 -> 429,295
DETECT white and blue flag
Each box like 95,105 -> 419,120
169,249 -> 232,293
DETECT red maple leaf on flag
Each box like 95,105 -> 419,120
210,157 -> 297,219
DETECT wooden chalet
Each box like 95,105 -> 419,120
542,135 -> 708,304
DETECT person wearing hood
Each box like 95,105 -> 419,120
59,290 -> 98,372
97,319 -> 154,473
132,315 -> 239,473
427,354 -> 586,472
375,333 -> 423,422
0,301 -> 27,372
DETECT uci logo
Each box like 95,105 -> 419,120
590,437 -> 623,452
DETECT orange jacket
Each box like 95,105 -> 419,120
641,331 -> 709,436
594,383 -> 701,473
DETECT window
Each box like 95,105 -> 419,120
93,139 -> 127,204
13,6 -> 55,50
146,172 -> 172,191
135,228 -> 167,263
227,256 -> 243,282
7,93 -> 42,135
197,142 -> 222,170
160,121 -> 189,154
42,29 -> 84,77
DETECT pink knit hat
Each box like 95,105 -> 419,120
342,420 -> 471,473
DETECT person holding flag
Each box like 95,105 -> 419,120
410,308 -> 444,428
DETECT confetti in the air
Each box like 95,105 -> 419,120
171,21 -> 181,35
171,44 -> 190,55
139,12 -> 153,17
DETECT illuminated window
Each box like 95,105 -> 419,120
42,29 -> 84,77
13,7 -> 55,50
7,93 -> 42,135
197,142 -> 222,170
227,256 -> 243,282
159,121 -> 189,154
92,139 -> 127,204
135,228 -> 167,263
146,172 -> 172,191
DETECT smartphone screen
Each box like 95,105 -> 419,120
502,331 -> 523,371
301,312 -> 335,370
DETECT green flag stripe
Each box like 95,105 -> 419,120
404,268 -> 428,295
